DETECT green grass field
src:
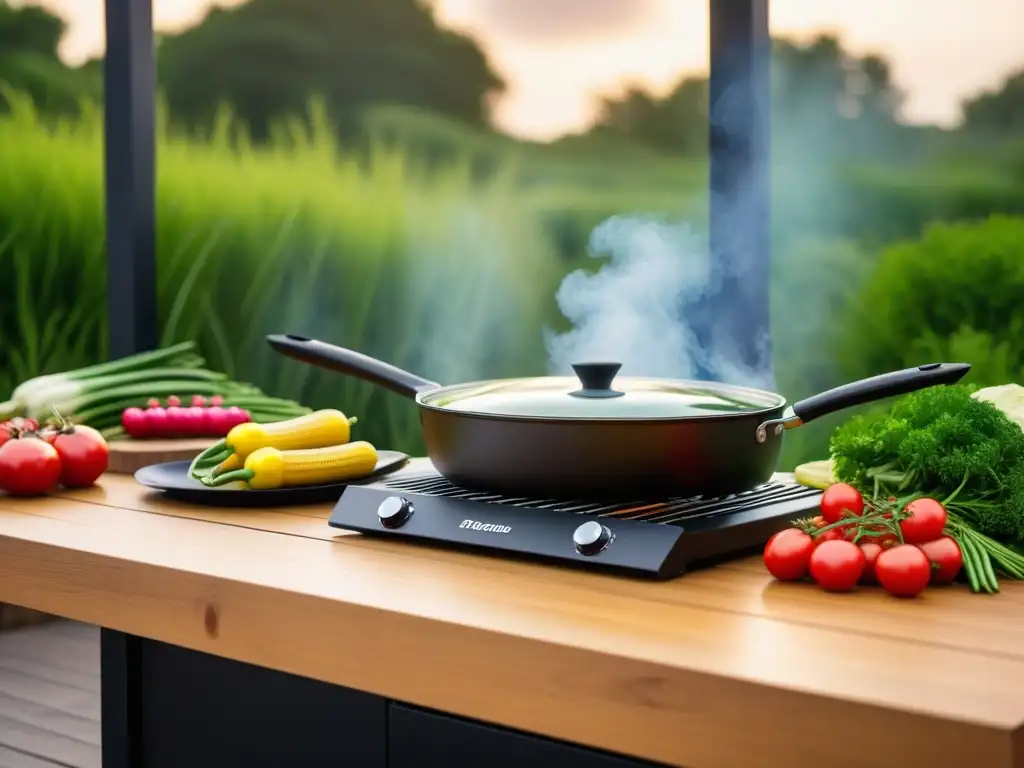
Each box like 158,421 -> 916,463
2,90 -> 1022,467
0,94 -> 705,457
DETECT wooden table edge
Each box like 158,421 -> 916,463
0,487 -> 1022,767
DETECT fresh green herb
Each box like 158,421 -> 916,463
831,384 -> 1024,543
829,384 -> 1024,592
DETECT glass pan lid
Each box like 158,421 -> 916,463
420,373 -> 783,419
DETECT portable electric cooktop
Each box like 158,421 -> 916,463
329,460 -> 823,579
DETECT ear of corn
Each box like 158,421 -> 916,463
189,409 -> 357,479
204,441 -> 379,489
227,409 -> 356,456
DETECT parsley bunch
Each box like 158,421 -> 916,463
830,385 -> 1024,544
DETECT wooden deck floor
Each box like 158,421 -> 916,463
0,621 -> 100,768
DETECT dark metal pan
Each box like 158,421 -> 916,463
267,333 -> 969,499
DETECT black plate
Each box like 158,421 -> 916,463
134,451 -> 409,507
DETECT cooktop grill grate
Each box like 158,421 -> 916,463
379,471 -> 821,527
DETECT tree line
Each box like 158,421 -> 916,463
1,0 -> 1020,153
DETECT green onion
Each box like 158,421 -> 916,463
248,409 -> 312,422
21,367 -> 229,417
3,342 -> 315,433
101,426 -> 126,441
219,396 -> 308,411
0,341 -> 198,418
28,380 -> 245,423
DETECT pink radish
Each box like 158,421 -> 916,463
164,405 -> 187,434
223,406 -> 248,428
122,407 -> 148,437
183,406 -> 207,435
204,407 -> 233,435
145,407 -> 169,435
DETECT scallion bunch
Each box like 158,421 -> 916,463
0,341 -> 310,432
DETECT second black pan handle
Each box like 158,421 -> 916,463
266,334 -> 440,400
791,362 -> 971,424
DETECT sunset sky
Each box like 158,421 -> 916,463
34,0 -> 1024,140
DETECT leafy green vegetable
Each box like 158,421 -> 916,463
830,384 -> 1024,543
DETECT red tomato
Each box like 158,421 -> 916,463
875,545 -> 931,598
0,437 -> 62,495
0,418 -> 39,448
809,540 -> 865,592
917,536 -> 963,584
819,483 -> 864,524
899,498 -> 947,544
763,528 -> 815,581
815,528 -> 845,545
50,426 -> 109,488
7,417 -> 39,433
859,542 -> 883,583
875,531 -> 900,548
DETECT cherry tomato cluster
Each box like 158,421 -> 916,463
0,417 -> 40,447
121,396 -> 251,439
0,415 -> 109,496
763,483 -> 963,599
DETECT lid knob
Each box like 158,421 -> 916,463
569,362 -> 625,399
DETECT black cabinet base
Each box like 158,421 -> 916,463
390,703 -> 667,768
138,640 -> 386,767
103,635 -> 669,767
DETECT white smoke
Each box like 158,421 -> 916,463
544,214 -> 773,388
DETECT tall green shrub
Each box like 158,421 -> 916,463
776,166 -> 1024,247
838,216 -> 1024,387
0,94 -> 562,453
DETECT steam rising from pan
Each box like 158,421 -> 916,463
544,214 -> 772,389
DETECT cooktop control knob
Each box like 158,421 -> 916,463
377,496 -> 414,529
573,520 -> 612,556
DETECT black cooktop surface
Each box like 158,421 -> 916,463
328,464 -> 822,579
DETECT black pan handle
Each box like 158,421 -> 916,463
792,362 -> 971,424
266,334 -> 440,400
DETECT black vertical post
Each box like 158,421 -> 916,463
102,0 -> 155,765
104,0 -> 158,359
100,628 -> 143,768
701,0 -> 772,385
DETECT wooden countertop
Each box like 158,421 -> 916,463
0,464 -> 1022,768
